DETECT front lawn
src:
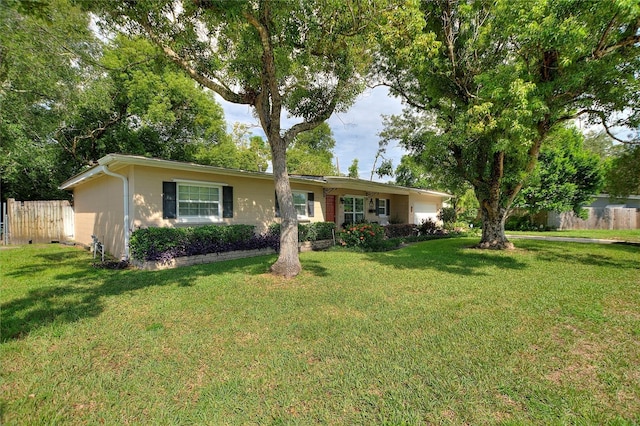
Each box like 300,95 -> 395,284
1,240 -> 639,424
507,229 -> 640,243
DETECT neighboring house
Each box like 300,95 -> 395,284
59,154 -> 450,260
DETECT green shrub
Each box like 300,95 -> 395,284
505,214 -> 538,231
418,218 -> 439,234
130,227 -> 187,262
384,223 -> 417,238
338,223 -> 386,251
438,207 -> 457,224
268,222 -> 335,242
130,224 -> 262,262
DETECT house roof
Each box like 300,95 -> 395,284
59,154 -> 451,199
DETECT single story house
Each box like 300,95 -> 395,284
59,154 -> 451,260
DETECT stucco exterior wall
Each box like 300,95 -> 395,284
72,171 -> 127,258
130,165 -> 324,234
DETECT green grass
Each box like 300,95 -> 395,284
1,240 -> 639,424
507,228 -> 640,243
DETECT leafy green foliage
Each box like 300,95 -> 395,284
338,223 -> 385,250
514,127 -> 605,215
194,124 -> 271,172
605,144 -> 640,198
286,123 -> 337,175
0,0 -> 97,200
268,222 -> 336,242
1,1 -> 230,200
348,158 -> 359,178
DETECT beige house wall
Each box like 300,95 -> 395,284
129,165 -> 324,234
73,172 -> 127,258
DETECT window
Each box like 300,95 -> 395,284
178,184 -> 220,217
293,192 -> 307,217
377,198 -> 387,216
343,196 -> 364,224
163,181 -> 233,221
275,191 -> 315,218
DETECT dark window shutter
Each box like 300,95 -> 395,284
222,186 -> 233,218
162,181 -> 177,219
307,192 -> 314,217
375,198 -> 380,216
387,199 -> 391,216
274,191 -> 280,217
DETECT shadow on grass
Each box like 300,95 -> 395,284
365,238 -> 529,276
520,240 -> 640,270
0,249 -> 280,343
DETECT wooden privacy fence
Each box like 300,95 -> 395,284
548,207 -> 640,230
3,199 -> 74,245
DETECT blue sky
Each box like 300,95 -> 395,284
217,86 -> 406,181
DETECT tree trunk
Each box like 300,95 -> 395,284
478,207 -> 514,249
477,201 -> 514,250
269,136 -> 302,277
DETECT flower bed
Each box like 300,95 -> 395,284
129,224 -> 335,270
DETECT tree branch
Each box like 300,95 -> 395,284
243,5 -> 282,137
566,109 -> 639,144
137,16 -> 249,106
591,19 -> 640,60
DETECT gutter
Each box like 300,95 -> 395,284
99,165 -> 130,261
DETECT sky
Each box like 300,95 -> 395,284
217,86 -> 407,181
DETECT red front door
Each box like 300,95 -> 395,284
325,195 -> 336,223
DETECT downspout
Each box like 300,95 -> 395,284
99,165 -> 130,260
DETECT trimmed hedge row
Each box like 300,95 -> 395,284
268,222 -> 335,242
130,225 -> 279,263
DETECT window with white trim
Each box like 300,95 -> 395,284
343,196 -> 364,224
177,183 -> 221,218
377,198 -> 387,216
293,192 -> 307,217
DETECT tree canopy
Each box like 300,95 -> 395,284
1,0 -> 229,200
287,123 -> 337,176
376,0 -> 640,248
513,126 -> 605,216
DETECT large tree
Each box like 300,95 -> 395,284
85,0 -> 378,276
1,0 -> 98,199
377,0 -> 640,248
513,126 -> 605,216
1,0 -> 229,200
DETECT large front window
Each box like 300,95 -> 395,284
178,184 -> 220,218
343,196 -> 364,224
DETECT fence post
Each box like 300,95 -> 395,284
1,201 -> 6,245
